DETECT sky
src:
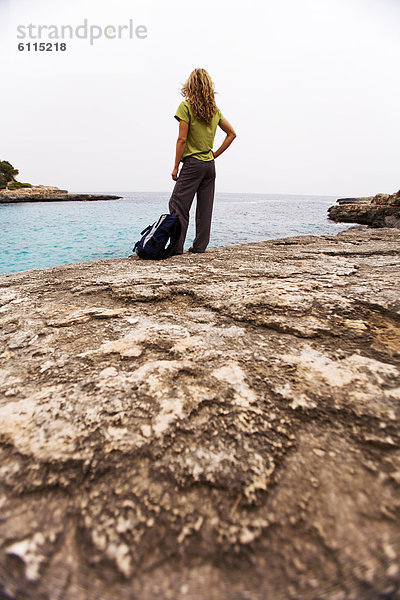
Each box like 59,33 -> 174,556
0,0 -> 399,196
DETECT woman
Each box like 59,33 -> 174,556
169,68 -> 236,255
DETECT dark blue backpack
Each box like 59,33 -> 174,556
133,214 -> 181,260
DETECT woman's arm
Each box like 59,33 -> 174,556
212,119 -> 237,159
172,120 -> 189,181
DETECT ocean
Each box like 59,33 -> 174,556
0,192 -> 349,274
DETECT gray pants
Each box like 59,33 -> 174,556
169,156 -> 216,253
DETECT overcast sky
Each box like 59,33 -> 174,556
1,0 -> 399,196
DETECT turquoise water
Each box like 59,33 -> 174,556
0,192 -> 348,274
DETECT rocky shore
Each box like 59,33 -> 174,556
0,227 -> 400,600
0,186 -> 121,202
328,189 -> 400,228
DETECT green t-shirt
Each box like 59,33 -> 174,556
174,100 -> 225,162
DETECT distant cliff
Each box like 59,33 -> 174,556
0,185 -> 122,202
0,161 -> 121,202
329,189 -> 400,227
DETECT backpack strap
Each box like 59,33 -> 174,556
140,225 -> 152,236
163,217 -> 182,258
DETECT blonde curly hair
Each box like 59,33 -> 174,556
181,68 -> 217,125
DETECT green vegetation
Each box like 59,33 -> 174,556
0,160 -> 32,190
8,181 -> 33,190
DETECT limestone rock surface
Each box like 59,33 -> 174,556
0,227 -> 400,600
328,189 -> 400,228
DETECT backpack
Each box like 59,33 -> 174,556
133,214 -> 182,260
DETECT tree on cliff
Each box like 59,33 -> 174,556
0,160 -> 31,190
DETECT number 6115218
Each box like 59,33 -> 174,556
18,42 -> 67,51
